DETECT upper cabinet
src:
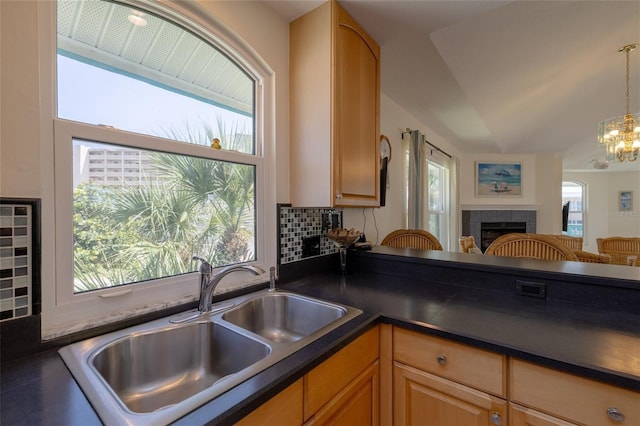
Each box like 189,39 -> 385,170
290,0 -> 381,207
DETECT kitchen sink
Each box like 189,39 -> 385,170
59,290 -> 361,425
222,292 -> 347,343
92,322 -> 270,413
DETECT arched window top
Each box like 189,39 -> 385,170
57,0 -> 255,153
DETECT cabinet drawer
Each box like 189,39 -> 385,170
304,326 -> 380,420
510,403 -> 577,426
393,327 -> 506,397
510,359 -> 640,425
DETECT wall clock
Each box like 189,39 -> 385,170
380,135 -> 392,162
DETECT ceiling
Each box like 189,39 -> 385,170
57,0 -> 253,115
264,0 -> 640,172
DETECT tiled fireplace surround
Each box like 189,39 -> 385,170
461,209 -> 537,252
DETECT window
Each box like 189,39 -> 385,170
405,130 -> 453,249
424,161 -> 449,244
45,0 -> 275,336
70,139 -> 256,293
562,181 -> 585,237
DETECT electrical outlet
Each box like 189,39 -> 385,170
515,280 -> 547,299
321,213 -> 330,231
331,212 -> 340,229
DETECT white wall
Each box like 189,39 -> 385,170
342,93 -> 462,246
0,1 -> 42,198
342,93 -> 564,248
564,171 -> 640,249
458,152 -> 563,235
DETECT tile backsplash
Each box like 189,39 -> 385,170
278,205 -> 342,264
0,201 -> 37,321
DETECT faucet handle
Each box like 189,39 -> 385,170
192,256 -> 213,274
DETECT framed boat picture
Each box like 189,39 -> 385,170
475,162 -> 522,197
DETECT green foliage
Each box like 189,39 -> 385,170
73,119 -> 256,292
74,184 -> 126,265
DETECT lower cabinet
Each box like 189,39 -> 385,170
237,324 -> 639,426
235,325 -> 380,426
235,379 -> 304,426
394,363 -> 506,426
510,359 -> 640,425
509,403 -> 576,426
392,327 -> 507,426
305,361 -> 379,425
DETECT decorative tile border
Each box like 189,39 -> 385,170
0,199 -> 39,321
278,205 -> 342,264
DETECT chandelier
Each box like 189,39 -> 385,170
597,43 -> 640,162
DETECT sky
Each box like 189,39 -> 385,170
57,55 -> 253,145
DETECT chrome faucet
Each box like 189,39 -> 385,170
192,256 -> 265,313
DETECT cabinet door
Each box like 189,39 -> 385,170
305,361 -> 379,426
394,362 -> 507,426
333,3 -> 380,207
304,326 -> 379,420
235,379 -> 303,426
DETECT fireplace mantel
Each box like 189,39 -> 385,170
460,205 -> 539,211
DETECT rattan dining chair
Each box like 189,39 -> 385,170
381,229 -> 443,250
484,233 -> 578,261
596,237 -> 640,266
572,250 -> 612,264
546,234 -> 583,250
459,236 -> 482,254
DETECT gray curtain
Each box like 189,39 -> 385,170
407,130 -> 425,229
406,129 -> 459,251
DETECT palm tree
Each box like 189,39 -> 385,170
152,118 -> 255,265
73,118 -> 256,291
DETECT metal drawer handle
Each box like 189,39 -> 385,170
490,412 -> 503,426
608,407 -> 625,423
436,355 -> 446,365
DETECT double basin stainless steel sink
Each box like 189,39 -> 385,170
59,290 -> 362,425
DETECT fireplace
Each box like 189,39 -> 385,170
461,210 -> 536,253
480,222 -> 526,251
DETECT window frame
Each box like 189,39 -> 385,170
40,0 -> 276,338
424,158 -> 450,249
562,180 -> 586,239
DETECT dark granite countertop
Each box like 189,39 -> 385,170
279,271 -> 640,391
2,253 -> 639,425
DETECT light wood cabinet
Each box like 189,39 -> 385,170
304,325 -> 380,424
394,327 -> 506,397
510,359 -> 640,425
393,327 -> 507,426
394,362 -> 507,426
305,361 -> 379,426
235,326 -> 379,426
510,403 -> 577,426
290,0 -> 380,208
238,324 -> 638,426
235,379 -> 303,426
